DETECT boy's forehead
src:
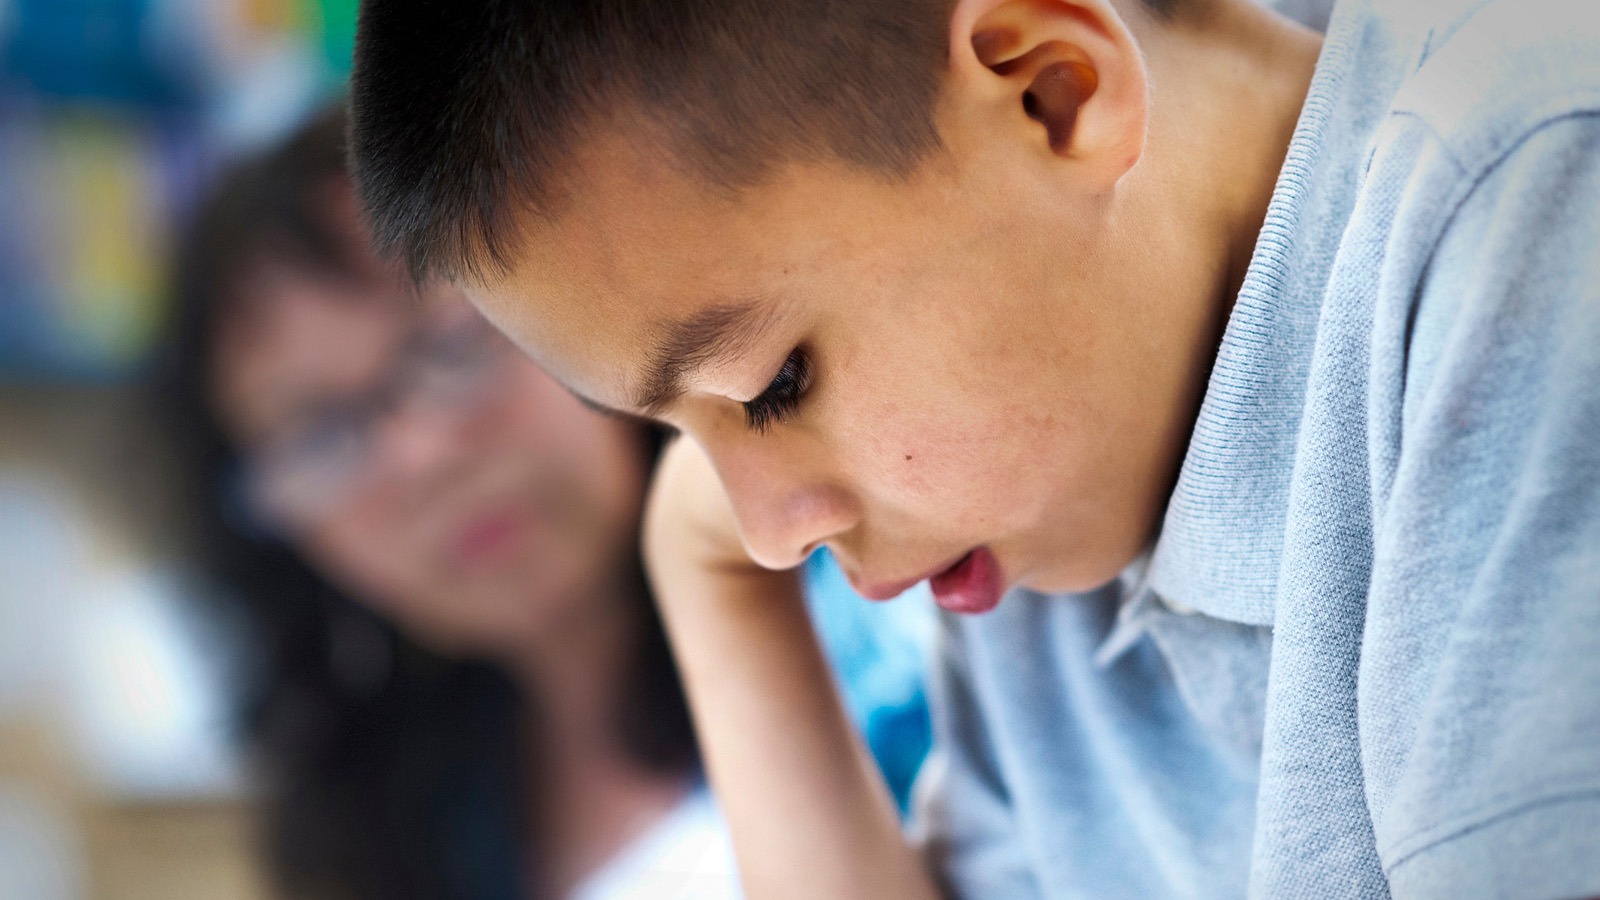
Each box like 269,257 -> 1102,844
466,179 -> 816,389
463,270 -> 649,405
464,131 -> 931,406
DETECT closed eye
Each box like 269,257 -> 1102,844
743,348 -> 811,434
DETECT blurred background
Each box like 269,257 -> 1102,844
0,2 -> 425,898
1,0 -> 358,896
0,2 -> 936,899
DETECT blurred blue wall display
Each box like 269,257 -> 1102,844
0,0 -> 355,382
0,0 -> 202,107
0,109 -> 198,379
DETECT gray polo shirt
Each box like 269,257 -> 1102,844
914,0 -> 1600,896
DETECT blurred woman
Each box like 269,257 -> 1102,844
159,107 -> 736,900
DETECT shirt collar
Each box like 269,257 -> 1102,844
1144,3 -> 1365,626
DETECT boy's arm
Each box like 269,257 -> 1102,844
1362,114 -> 1600,899
644,436 -> 943,900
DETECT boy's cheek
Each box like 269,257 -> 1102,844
839,403 -> 1043,528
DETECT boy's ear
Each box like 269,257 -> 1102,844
946,0 -> 1148,188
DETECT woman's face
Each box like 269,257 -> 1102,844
213,266 -> 652,658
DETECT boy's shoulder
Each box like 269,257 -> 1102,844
1387,0 -> 1600,176
1356,0 -> 1600,434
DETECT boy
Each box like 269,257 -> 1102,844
347,0 -> 1600,896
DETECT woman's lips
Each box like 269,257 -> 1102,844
854,547 -> 1005,614
451,507 -> 531,569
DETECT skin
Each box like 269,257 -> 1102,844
452,0 -> 1322,893
470,0 -> 1321,600
213,267 -> 684,896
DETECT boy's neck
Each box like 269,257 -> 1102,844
1130,0 -> 1324,319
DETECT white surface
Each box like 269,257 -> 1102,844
569,788 -> 742,900
62,564 -> 245,798
0,475 -> 244,799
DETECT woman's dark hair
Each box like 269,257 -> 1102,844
155,104 -> 697,900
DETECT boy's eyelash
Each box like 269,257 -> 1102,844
743,348 -> 811,434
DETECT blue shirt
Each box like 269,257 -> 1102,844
914,0 -> 1600,896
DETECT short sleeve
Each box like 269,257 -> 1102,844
1359,113 -> 1600,899
910,614 -> 1044,900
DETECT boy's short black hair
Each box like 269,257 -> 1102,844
349,0 -> 1177,284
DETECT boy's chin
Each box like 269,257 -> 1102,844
1021,550 -> 1147,597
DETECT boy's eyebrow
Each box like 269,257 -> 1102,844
631,299 -> 778,415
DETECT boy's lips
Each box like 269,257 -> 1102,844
853,547 -> 1005,614
928,548 -> 1003,614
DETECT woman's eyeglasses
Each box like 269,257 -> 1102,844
237,317 -> 512,529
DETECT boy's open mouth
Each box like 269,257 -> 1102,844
929,547 -> 1003,615
853,547 -> 1005,614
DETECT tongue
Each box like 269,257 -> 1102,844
929,547 -> 1003,614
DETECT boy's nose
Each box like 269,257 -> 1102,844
709,441 -> 858,571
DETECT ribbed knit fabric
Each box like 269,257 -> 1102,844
915,0 -> 1600,897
